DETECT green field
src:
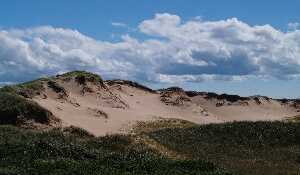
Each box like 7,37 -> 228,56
0,125 -> 232,175
147,121 -> 300,175
0,120 -> 299,174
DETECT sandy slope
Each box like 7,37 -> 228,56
33,78 -> 299,136
190,95 -> 299,122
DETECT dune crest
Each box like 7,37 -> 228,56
2,71 -> 299,136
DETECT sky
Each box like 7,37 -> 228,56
0,0 -> 300,99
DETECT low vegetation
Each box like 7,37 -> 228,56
132,118 -> 197,133
0,78 -> 47,98
51,70 -> 102,84
0,92 -> 59,128
0,70 -> 103,99
47,80 -> 66,93
284,115 -> 300,122
147,121 -> 300,175
1,119 -> 298,174
106,79 -> 155,93
0,126 -> 232,175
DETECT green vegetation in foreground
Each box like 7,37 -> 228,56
147,121 -> 300,175
1,119 -> 299,175
0,92 -> 57,127
0,125 -> 233,175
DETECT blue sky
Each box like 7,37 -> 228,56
0,0 -> 300,98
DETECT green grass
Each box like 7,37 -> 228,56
0,92 -> 58,127
147,121 -> 300,175
0,78 -> 48,98
0,70 -> 102,98
0,126 -> 233,175
54,70 -> 102,83
133,118 -> 197,133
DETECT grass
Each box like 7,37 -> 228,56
0,70 -> 102,98
105,79 -> 155,93
146,121 -> 300,175
0,125 -> 233,175
284,115 -> 300,122
54,70 -> 102,83
0,92 -> 58,127
47,80 -> 66,93
0,78 -> 48,98
133,118 -> 197,133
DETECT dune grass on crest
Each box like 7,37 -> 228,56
0,78 -> 48,98
0,70 -> 102,98
54,70 -> 102,83
146,121 -> 300,175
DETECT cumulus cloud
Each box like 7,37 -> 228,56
0,13 -> 300,86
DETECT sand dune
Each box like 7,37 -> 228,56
31,72 -> 300,136
189,93 -> 299,122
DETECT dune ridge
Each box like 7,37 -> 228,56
1,71 -> 299,136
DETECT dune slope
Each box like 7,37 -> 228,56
2,71 -> 299,136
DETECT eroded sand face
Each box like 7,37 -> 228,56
33,78 -> 300,136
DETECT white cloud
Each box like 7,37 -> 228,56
288,22 -> 299,30
0,13 -> 300,85
139,13 -> 181,38
111,22 -> 136,32
111,22 -> 127,28
192,16 -> 203,22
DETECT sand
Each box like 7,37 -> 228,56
33,78 -> 300,136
